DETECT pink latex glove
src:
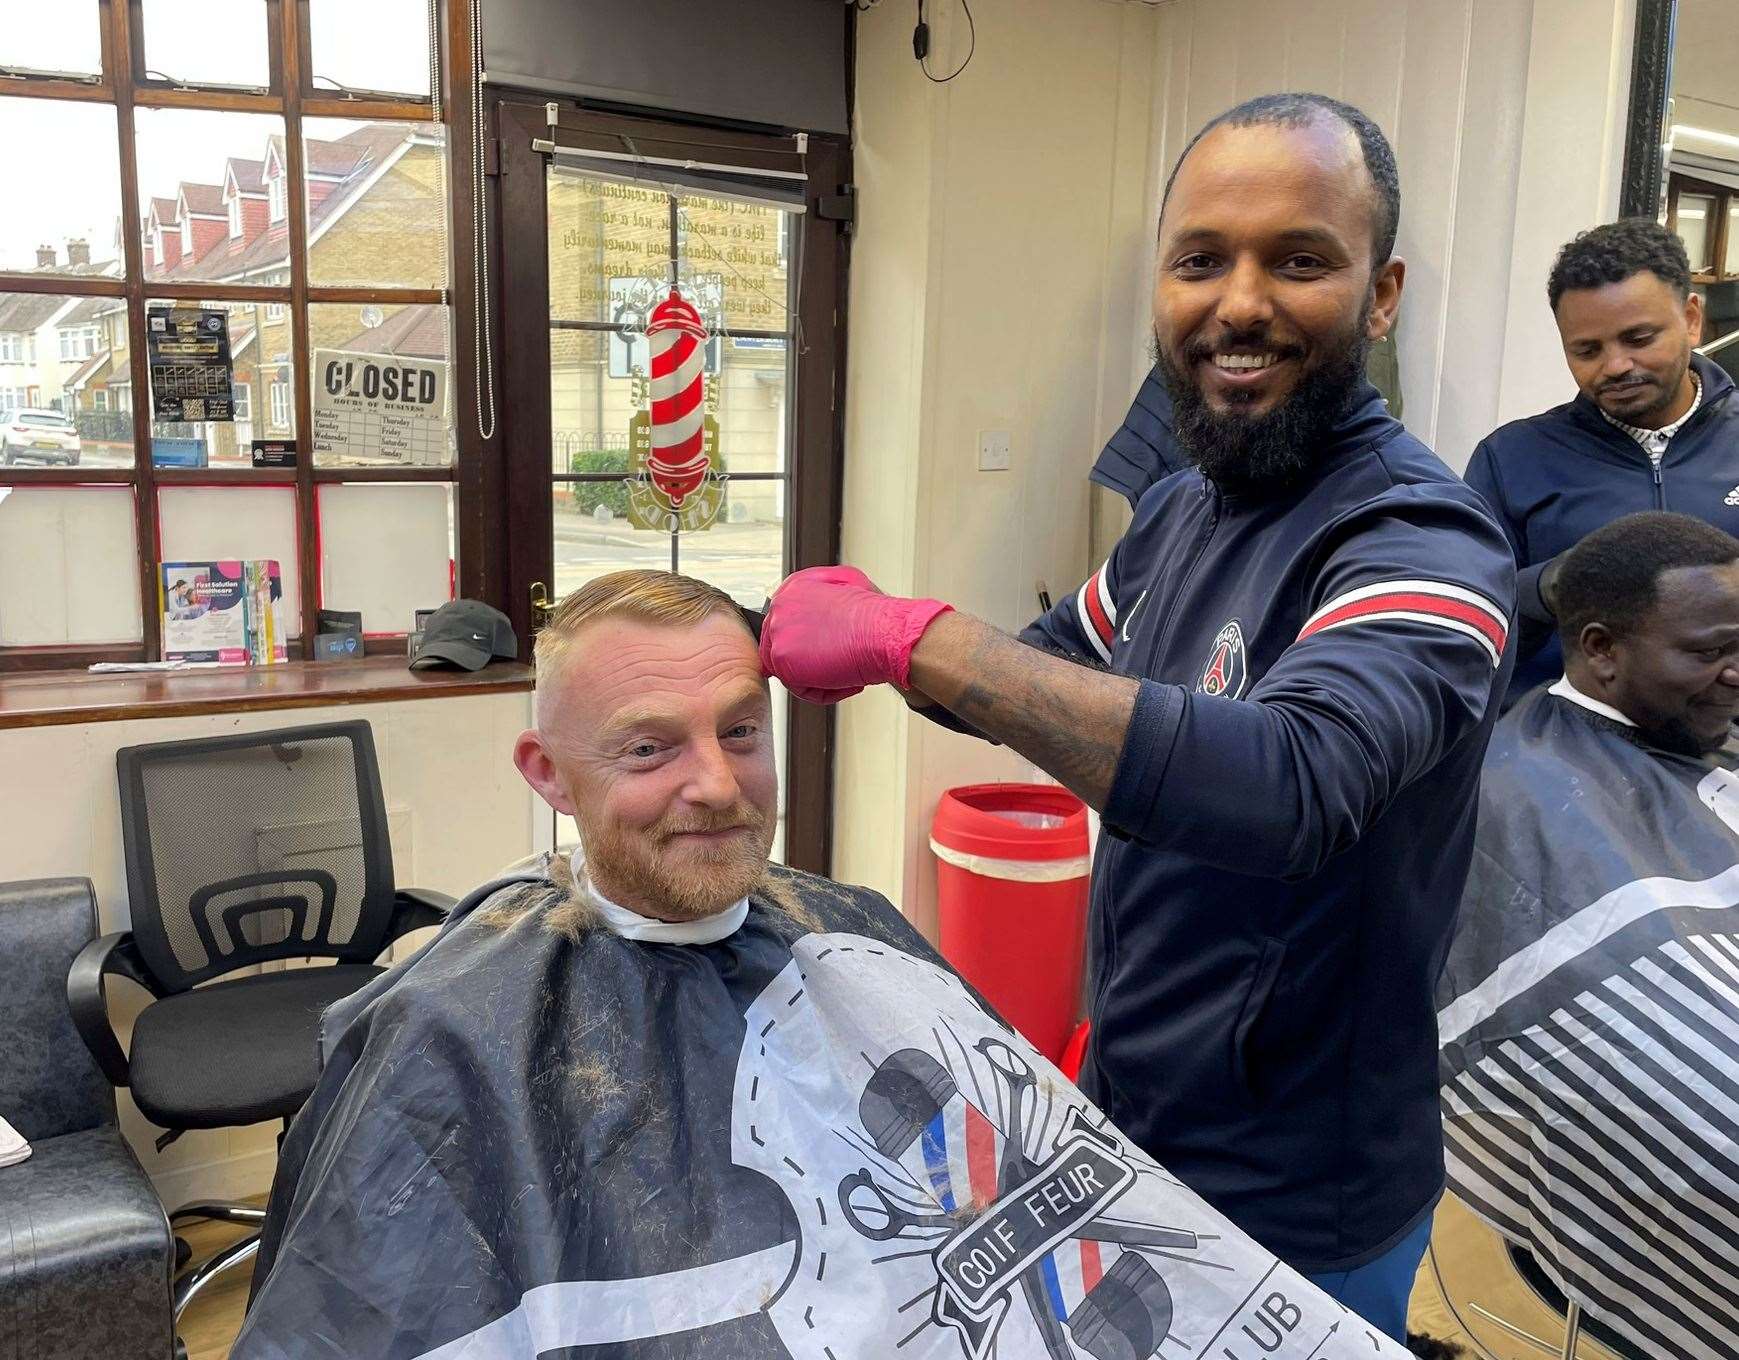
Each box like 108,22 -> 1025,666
759,565 -> 953,704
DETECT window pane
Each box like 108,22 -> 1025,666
550,328 -> 635,477
308,0 -> 432,98
0,5 -> 102,77
135,109 -> 289,283
303,118 -> 448,290
0,292 -> 133,467
676,191 -> 792,334
318,483 -> 452,633
0,486 -> 141,645
682,497 -> 785,612
1678,192 -> 1716,272
147,297 -> 293,467
549,171 -> 674,324
309,302 -> 452,468
158,485 -> 301,638
141,0 -> 269,89
0,98 -> 121,276
717,338 -> 787,476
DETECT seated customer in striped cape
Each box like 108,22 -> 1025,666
1437,511 -> 1739,1359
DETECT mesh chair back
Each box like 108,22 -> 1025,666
117,721 -> 396,992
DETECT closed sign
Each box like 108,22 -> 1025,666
311,348 -> 450,467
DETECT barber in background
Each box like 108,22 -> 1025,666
1466,219 -> 1739,705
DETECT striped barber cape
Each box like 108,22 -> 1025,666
1436,687 -> 1739,1358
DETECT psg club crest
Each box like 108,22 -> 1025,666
1197,620 -> 1248,699
626,285 -> 726,533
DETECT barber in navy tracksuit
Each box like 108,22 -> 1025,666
760,95 -> 1516,1344
1465,219 -> 1739,706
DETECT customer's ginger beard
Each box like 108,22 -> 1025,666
523,614 -> 778,922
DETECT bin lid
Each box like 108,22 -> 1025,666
931,782 -> 1087,861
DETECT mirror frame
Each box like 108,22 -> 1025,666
1619,0 -> 1679,219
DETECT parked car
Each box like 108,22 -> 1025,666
0,408 -> 82,466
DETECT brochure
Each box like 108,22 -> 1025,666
161,560 -> 287,665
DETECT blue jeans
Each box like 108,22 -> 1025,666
1305,1213 -> 1433,1342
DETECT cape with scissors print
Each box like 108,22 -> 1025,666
235,855 -> 1407,1360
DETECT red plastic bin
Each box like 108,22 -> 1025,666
931,782 -> 1090,1063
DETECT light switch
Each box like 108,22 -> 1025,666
977,429 -> 1011,472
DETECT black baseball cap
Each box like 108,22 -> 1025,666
409,599 -> 518,672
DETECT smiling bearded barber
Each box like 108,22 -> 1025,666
761,93 -> 1517,1342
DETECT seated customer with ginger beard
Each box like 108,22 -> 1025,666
234,570 -> 1416,1360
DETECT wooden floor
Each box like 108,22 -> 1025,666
177,1194 -> 1617,1360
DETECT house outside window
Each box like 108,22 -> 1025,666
228,193 -> 243,238
232,382 -> 253,422
0,334 -> 18,362
93,390 -> 109,411
268,173 -> 286,223
269,375 -> 290,429
267,302 -> 286,322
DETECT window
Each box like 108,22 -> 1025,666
1670,174 -> 1739,284
0,2 -> 448,669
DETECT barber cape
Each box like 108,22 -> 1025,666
235,857 -> 1404,1360
1437,689 -> 1739,1356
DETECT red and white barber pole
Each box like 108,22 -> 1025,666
645,287 -> 711,507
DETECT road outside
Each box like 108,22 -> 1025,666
553,506 -> 784,609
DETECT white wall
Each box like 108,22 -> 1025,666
0,692 -> 534,1204
834,0 -> 1161,934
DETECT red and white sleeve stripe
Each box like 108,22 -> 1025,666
1295,579 -> 1509,667
1074,563 -> 1117,663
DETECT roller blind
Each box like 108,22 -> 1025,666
482,0 -> 849,135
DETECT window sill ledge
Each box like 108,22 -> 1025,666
0,655 -> 534,730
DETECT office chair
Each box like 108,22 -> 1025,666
68,720 -> 455,1322
0,877 -> 175,1360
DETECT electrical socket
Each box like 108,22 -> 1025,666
977,429 -> 1011,472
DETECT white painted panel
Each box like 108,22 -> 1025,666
1283,2 -> 1349,98
318,481 -> 452,633
157,484 -> 302,637
1393,0 -> 1474,448
0,485 -> 142,644
1436,0 -> 1535,470
1338,0 -> 1409,133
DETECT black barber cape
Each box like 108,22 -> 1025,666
1437,690 -> 1739,1357
235,859 -> 1408,1360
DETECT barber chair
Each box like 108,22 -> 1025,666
68,720 -> 454,1322
0,877 -> 174,1360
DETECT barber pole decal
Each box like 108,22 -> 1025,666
626,286 -> 726,532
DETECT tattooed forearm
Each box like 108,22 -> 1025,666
909,612 -> 1139,810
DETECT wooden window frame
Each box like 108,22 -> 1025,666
0,0 -> 457,673
490,97 -> 851,873
1668,172 -> 1739,286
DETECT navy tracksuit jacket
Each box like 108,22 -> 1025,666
1014,385 -> 1516,1272
1465,352 -> 1739,702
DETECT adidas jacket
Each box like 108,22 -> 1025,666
1015,385 -> 1516,1272
1465,352 -> 1739,702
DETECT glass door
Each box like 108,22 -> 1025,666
496,103 -> 850,872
